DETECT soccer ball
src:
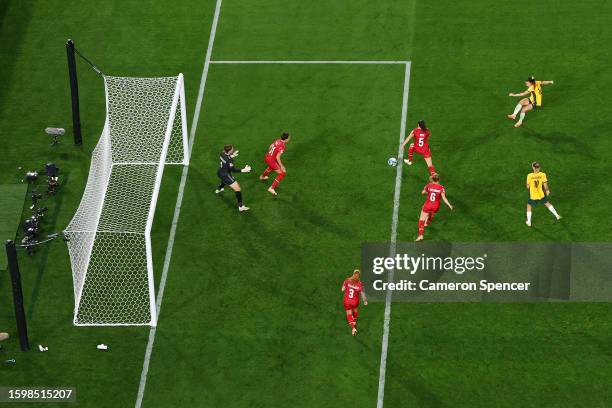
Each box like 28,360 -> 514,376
388,157 -> 398,167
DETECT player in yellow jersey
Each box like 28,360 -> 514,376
508,76 -> 554,128
525,162 -> 561,227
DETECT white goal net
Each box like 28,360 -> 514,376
64,74 -> 188,326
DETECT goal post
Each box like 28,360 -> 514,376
64,74 -> 189,326
143,74 -> 183,328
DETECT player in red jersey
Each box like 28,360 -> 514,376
400,120 -> 436,175
415,173 -> 453,242
259,132 -> 290,196
341,269 -> 368,336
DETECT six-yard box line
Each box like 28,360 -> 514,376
209,59 -> 412,408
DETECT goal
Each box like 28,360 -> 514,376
64,74 -> 189,326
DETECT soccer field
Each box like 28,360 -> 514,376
1,0 -> 612,407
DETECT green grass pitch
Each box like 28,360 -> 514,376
1,0 -> 612,407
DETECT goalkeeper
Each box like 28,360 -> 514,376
215,145 -> 251,212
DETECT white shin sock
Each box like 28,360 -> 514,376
547,205 -> 560,219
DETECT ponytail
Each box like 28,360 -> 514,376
348,269 -> 361,283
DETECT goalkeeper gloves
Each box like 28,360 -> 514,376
242,165 -> 252,173
230,150 -> 240,158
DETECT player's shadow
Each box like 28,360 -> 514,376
279,193 -> 358,238
528,220 -> 575,241
557,220 -> 577,240
227,200 -> 299,260
519,128 -> 596,159
201,184 -> 298,257
194,183 -> 316,309
440,121 -> 508,154
214,186 -> 242,210
387,372 -> 451,408
445,192 -> 516,239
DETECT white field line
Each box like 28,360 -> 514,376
134,0 -> 224,406
211,60 -> 409,64
376,61 -> 411,408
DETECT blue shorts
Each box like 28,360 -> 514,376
527,196 -> 549,206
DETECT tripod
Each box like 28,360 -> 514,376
45,127 -> 65,146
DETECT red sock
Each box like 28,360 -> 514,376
425,213 -> 434,226
408,145 -> 415,161
261,167 -> 272,178
347,314 -> 356,329
353,309 -> 359,319
271,172 -> 286,189
418,220 -> 425,236
428,166 -> 436,175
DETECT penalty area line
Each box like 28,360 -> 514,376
210,60 -> 410,65
376,61 -> 411,408
134,0 -> 224,406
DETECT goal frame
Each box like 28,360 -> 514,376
67,73 -> 189,327
142,74 -> 188,327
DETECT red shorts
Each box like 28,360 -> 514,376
422,201 -> 440,214
343,301 -> 359,311
414,146 -> 431,159
265,156 -> 280,171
